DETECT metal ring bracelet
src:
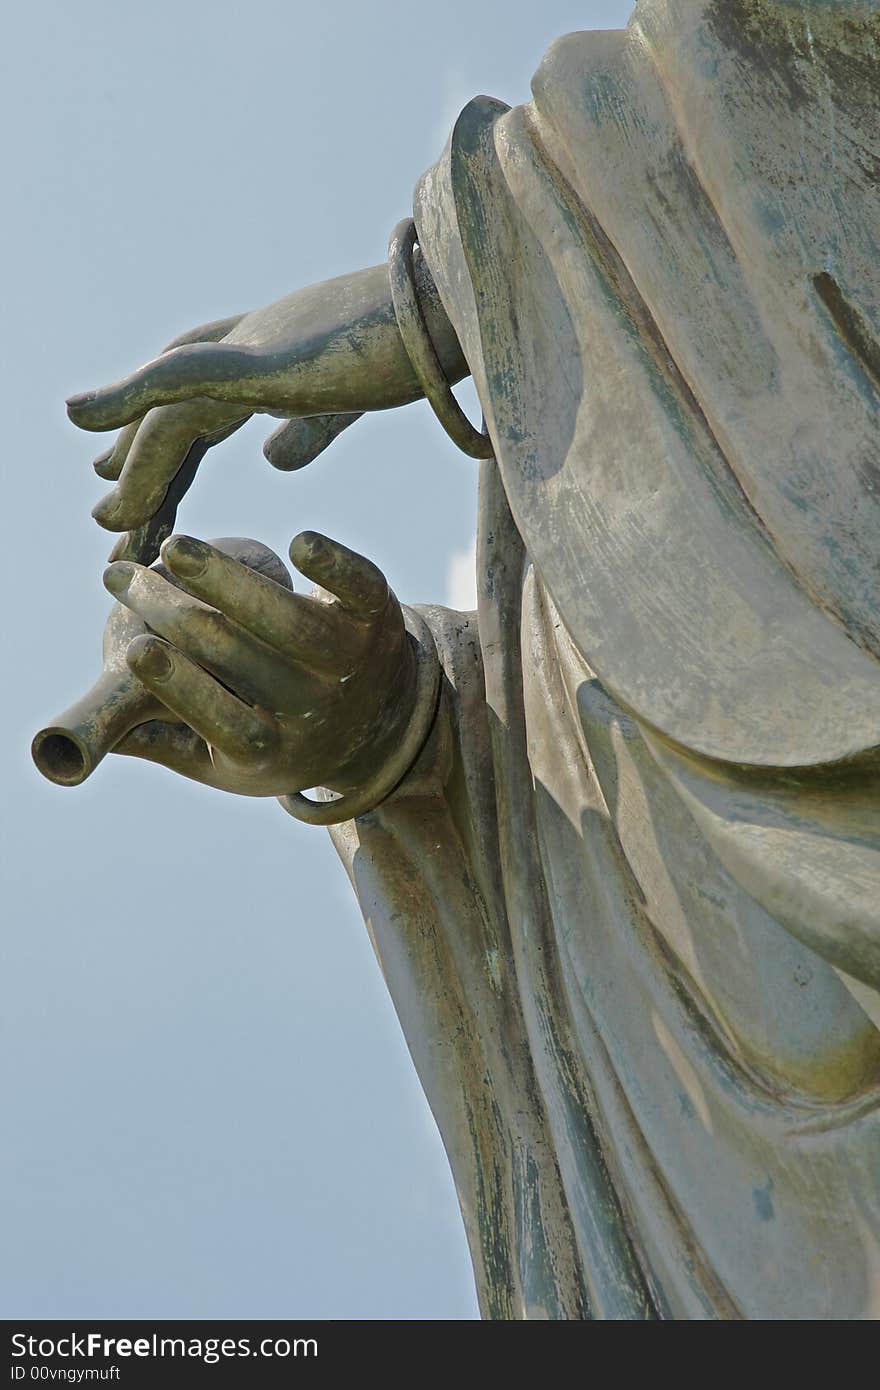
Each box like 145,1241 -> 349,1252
277,604 -> 441,826
388,217 -> 493,460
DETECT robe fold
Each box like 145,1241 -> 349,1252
330,0 -> 880,1318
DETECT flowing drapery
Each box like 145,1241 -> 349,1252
330,1 -> 880,1318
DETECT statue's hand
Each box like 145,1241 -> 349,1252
82,311 -> 255,545
106,530 -> 418,798
67,260 -> 465,538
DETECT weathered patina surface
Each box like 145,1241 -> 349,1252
36,0 -> 880,1318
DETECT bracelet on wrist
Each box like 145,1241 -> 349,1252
388,217 -> 493,460
277,604 -> 442,826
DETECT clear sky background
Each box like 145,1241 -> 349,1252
3,0 -> 632,1319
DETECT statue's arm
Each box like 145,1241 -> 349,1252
66,252 -> 469,542
327,604 -> 590,1320
74,535 -> 586,1316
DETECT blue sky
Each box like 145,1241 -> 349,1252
3,0 -> 632,1318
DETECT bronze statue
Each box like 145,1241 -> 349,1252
35,0 -> 880,1318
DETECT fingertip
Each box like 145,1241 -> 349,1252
66,391 -> 105,430
92,492 -> 125,530
65,390 -> 90,414
126,634 -> 174,683
289,530 -> 326,569
107,534 -> 133,563
93,449 -> 117,480
160,534 -> 209,580
103,560 -> 136,597
288,530 -> 388,616
263,428 -> 293,470
264,414 -> 363,472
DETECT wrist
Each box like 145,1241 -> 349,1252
277,604 -> 441,826
331,633 -> 419,793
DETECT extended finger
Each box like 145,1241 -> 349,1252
104,560 -> 298,705
106,433 -> 212,564
125,635 -> 278,765
160,536 -> 356,673
103,414 -> 250,565
93,445 -> 117,480
92,319 -> 247,482
289,531 -> 388,619
161,312 -> 246,353
205,537 -> 293,590
67,341 -> 269,431
93,421 -> 141,481
263,412 -> 362,471
92,400 -> 249,532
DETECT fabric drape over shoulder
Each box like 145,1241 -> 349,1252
330,0 -> 880,1318
416,0 -> 880,769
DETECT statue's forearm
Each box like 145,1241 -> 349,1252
62,227 -> 475,543
225,252 -> 469,416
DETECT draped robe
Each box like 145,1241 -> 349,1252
328,0 -> 880,1318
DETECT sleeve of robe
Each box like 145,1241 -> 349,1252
326,567 -> 607,1323
327,0 -> 880,1320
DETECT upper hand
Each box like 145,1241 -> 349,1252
66,258 -> 466,540
66,280 -> 392,541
